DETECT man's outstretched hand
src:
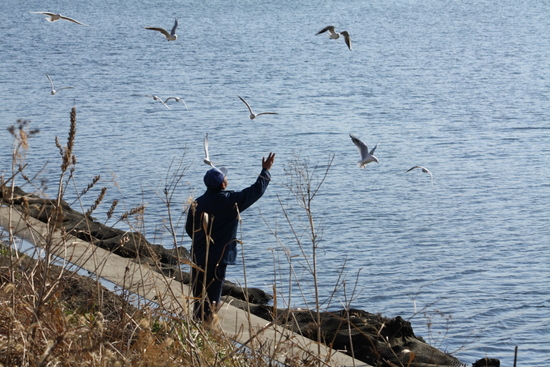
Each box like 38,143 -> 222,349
262,152 -> 276,170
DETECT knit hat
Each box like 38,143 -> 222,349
203,167 -> 228,188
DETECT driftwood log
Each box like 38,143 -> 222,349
1,186 -> 496,366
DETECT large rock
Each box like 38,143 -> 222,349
225,299 -> 468,367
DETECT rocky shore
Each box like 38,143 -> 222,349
0,186 -> 500,367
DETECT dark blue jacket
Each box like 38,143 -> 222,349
186,168 -> 271,266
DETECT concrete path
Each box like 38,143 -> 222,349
0,205 -> 370,367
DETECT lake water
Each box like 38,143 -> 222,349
1,0 -> 549,365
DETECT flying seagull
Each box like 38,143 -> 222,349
316,26 -> 351,50
349,134 -> 380,168
31,12 -> 87,26
237,95 -> 278,120
144,18 -> 178,41
203,133 -> 215,167
44,73 -> 74,95
406,166 -> 434,186
142,95 -> 170,109
164,96 -> 188,110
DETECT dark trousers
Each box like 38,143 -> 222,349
191,262 -> 227,322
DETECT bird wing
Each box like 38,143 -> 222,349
57,87 -> 74,91
369,140 -> 380,155
32,12 -> 55,16
316,25 -> 335,35
144,27 -> 170,37
349,134 -> 369,158
237,95 -> 254,114
44,73 -> 54,89
204,133 -> 210,160
165,97 -> 189,110
179,98 -> 189,110
407,166 -> 434,184
171,19 -> 178,36
340,31 -> 352,50
406,166 -> 421,173
256,112 -> 278,116
60,15 -> 87,26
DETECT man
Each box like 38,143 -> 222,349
186,152 -> 275,322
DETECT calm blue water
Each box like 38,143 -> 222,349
1,0 -> 549,365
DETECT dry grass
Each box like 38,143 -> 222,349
0,248 -> 265,367
0,110 -> 321,367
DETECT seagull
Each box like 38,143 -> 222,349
237,95 -> 278,120
203,133 -> 215,167
349,134 -> 380,168
142,95 -> 170,109
44,73 -> 74,95
164,96 -> 188,110
31,12 -> 87,26
406,166 -> 434,186
316,26 -> 352,50
144,18 -> 178,41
